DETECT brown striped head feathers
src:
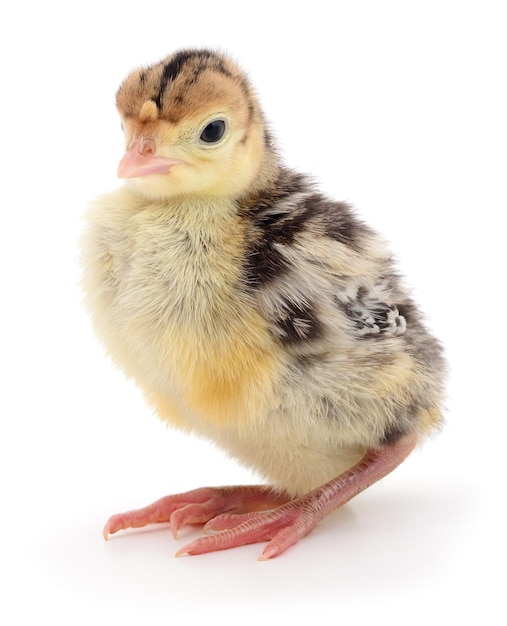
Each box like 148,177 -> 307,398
115,49 -> 278,201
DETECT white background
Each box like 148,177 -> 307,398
1,0 -> 505,623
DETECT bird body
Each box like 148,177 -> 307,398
81,49 -> 445,557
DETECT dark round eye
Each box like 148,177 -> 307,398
200,119 -> 226,143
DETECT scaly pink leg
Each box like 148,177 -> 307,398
104,434 -> 417,560
177,433 -> 417,559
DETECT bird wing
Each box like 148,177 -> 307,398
241,169 -> 409,347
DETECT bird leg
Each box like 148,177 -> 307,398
104,433 -> 417,559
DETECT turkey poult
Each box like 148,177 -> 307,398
80,49 -> 445,560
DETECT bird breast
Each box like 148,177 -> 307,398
81,187 -> 282,429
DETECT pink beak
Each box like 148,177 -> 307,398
117,138 -> 181,178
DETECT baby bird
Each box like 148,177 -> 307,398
80,49 -> 446,560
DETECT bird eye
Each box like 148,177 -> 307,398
199,119 -> 226,144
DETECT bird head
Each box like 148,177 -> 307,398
115,49 -> 277,201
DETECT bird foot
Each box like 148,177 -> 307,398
103,485 -> 289,542
103,434 -> 417,559
177,497 -> 324,560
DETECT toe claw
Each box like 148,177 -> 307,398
175,548 -> 190,558
258,546 -> 279,561
170,520 -> 179,540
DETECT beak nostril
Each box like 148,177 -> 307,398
127,138 -> 157,155
140,137 -> 156,156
